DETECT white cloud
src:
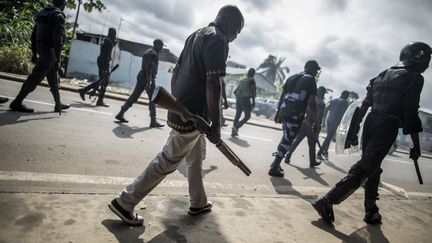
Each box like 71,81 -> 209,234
66,0 -> 432,108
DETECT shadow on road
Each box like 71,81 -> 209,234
321,159 -> 348,174
177,162 -> 218,178
288,163 -> 329,186
227,136 -> 250,148
112,123 -> 152,139
0,110 -> 58,126
101,219 -> 146,243
311,220 -> 389,243
270,177 -> 303,199
148,198 -> 230,243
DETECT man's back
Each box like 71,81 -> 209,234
326,98 -> 349,125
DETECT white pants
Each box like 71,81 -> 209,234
117,129 -> 207,211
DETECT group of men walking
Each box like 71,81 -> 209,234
4,0 -> 431,232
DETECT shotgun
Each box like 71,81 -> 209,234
151,86 -> 251,176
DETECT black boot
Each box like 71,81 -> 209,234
54,103 -> 70,112
115,110 -> 129,123
96,87 -> 109,107
311,196 -> 335,224
309,160 -> 322,168
268,156 -> 284,177
0,97 -> 9,104
150,118 -> 165,128
78,88 -> 86,101
364,199 -> 382,225
9,101 -> 34,113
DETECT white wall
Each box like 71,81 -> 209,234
67,40 -> 174,91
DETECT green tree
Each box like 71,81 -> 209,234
0,0 -> 106,74
257,55 -> 290,85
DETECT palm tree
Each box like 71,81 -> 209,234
257,55 -> 290,85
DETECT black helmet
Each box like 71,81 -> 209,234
399,42 -> 431,72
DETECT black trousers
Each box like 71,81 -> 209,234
14,51 -> 60,103
325,112 -> 399,206
81,66 -> 109,103
234,97 -> 252,129
285,120 -> 317,164
121,74 -> 156,119
318,121 -> 339,155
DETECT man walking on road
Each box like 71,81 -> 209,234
231,68 -> 256,137
312,42 -> 430,225
317,90 -> 350,160
78,27 -> 117,107
115,39 -> 165,128
9,0 -> 70,113
269,60 -> 321,177
284,86 -> 327,168
108,5 -> 244,226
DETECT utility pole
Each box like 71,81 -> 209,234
71,0 -> 82,39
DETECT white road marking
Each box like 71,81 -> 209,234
221,132 -> 273,142
385,158 -> 416,165
1,95 -> 113,116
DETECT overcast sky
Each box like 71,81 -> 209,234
66,0 -> 432,109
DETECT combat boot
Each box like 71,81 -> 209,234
231,127 -> 238,137
115,110 -> 129,123
268,156 -> 284,177
311,196 -> 335,224
0,97 -> 9,104
150,118 -> 164,128
364,199 -> 382,225
54,103 -> 70,112
309,160 -> 322,168
9,101 -> 34,113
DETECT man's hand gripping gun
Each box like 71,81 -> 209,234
151,86 -> 252,176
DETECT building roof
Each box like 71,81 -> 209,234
76,31 -> 178,64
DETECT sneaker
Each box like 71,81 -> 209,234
9,102 -> 34,113
311,197 -> 334,224
309,160 -> 322,168
115,114 -> 129,123
54,103 -> 70,112
188,201 -> 213,215
363,211 -> 382,225
317,153 -> 326,161
108,199 -> 144,226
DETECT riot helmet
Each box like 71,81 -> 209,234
399,42 -> 431,73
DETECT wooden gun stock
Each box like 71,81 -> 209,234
152,86 -> 251,176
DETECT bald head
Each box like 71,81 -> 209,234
214,5 -> 244,42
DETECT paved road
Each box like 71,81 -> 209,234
1,78 -> 431,196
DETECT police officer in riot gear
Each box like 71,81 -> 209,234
312,42 -> 431,225
115,39 -> 165,128
9,0 -> 69,113
78,27 -> 117,107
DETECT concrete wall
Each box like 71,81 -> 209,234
66,39 -> 174,91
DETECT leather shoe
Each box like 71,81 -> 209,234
9,102 -> 34,113
115,114 -> 129,123
311,197 -> 335,224
309,160 -> 322,168
54,103 -> 70,112
78,89 -> 86,101
150,121 -> 165,128
96,102 -> 109,107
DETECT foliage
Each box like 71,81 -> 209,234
0,43 -> 34,74
0,0 -> 105,75
257,55 -> 290,86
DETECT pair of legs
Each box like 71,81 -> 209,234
112,129 -> 209,224
317,121 -> 338,158
232,97 -> 252,136
312,113 -> 399,224
268,116 -> 302,177
10,50 -> 69,113
285,120 -> 320,167
78,67 -> 110,106
115,75 -> 163,127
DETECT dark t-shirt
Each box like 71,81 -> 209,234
97,37 -> 114,70
168,23 -> 229,133
141,47 -> 159,79
280,72 -> 317,121
364,67 -> 424,134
